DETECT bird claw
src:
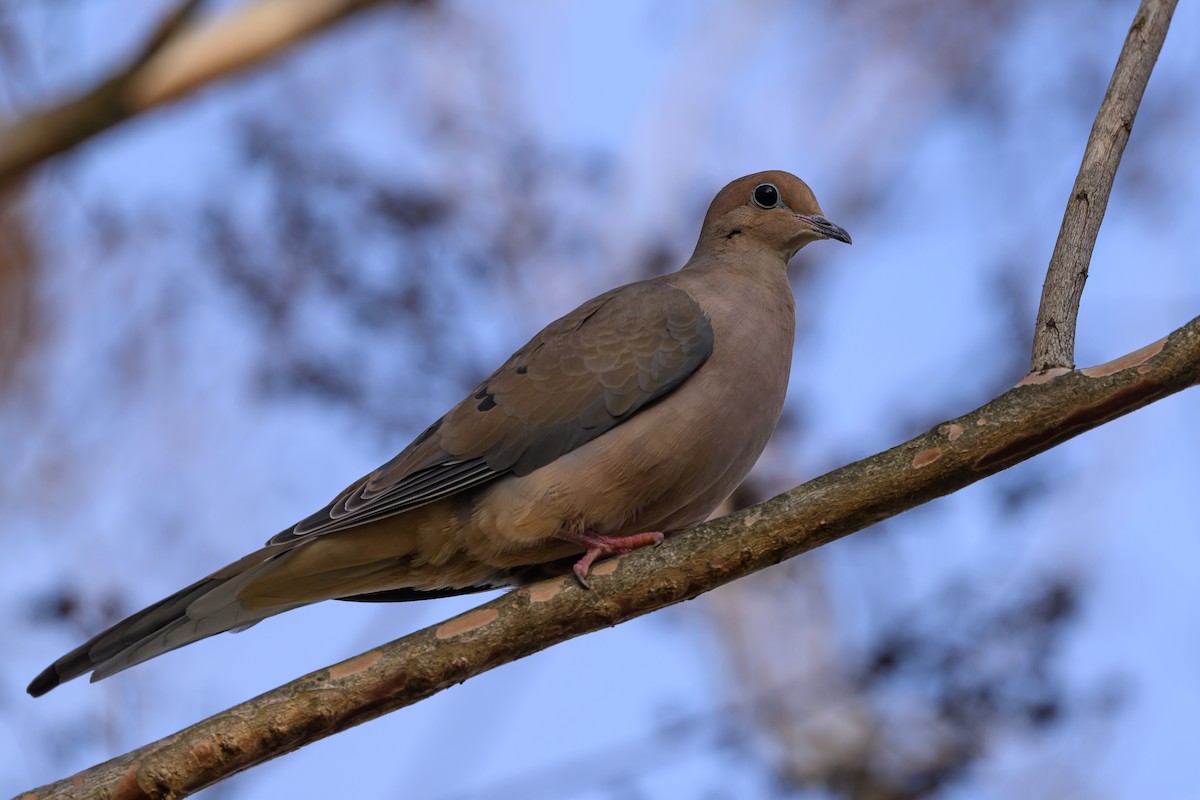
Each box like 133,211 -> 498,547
560,530 -> 666,589
572,561 -> 592,590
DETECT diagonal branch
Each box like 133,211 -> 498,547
0,0 -> 409,188
0,0 -> 204,188
127,0 -> 210,75
23,316 -> 1200,800
1029,0 -> 1176,372
15,2 -> 1190,798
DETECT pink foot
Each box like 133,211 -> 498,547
556,529 -> 665,588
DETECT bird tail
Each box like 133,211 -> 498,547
27,505 -> 535,696
27,544 -> 302,697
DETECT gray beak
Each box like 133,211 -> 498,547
802,214 -> 852,245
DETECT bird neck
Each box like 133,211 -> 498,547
690,230 -> 796,267
670,250 -> 796,323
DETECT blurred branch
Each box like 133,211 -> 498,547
23,316 -> 1200,800
0,0 -> 410,188
0,181 -> 38,384
1030,0 -> 1176,372
13,3 -> 1194,797
130,0 -> 210,73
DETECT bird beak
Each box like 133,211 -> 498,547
798,214 -> 852,245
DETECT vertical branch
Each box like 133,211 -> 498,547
1029,0 -> 1176,373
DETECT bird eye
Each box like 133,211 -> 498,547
751,183 -> 780,209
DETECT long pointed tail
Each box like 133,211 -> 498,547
27,544 -> 300,696
28,505 -> 520,695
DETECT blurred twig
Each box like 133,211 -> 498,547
14,2 -> 1195,797
438,571 -> 1093,800
0,0 -> 413,188
1029,0 -> 1176,372
0,180 -> 37,384
23,315 -> 1200,800
707,570 -> 1096,799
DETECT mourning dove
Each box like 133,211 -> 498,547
28,170 -> 850,696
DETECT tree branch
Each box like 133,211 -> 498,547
126,0 -> 210,75
0,0 -> 411,189
22,317 -> 1200,800
13,3 -> 1192,798
1029,0 -> 1176,372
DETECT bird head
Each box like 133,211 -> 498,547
696,170 -> 851,262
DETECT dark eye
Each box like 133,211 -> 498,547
751,183 -> 780,209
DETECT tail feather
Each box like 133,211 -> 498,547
27,546 -> 298,696
28,508 -> 471,696
88,616 -> 218,683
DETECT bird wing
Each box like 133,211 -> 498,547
269,279 -> 714,543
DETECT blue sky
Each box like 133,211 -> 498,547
3,1 -> 1198,797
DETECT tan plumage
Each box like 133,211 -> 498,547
28,170 -> 850,696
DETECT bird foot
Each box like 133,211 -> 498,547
556,529 -> 665,589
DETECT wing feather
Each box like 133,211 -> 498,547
270,279 -> 712,544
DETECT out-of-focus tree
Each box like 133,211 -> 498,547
2,0 -> 1195,798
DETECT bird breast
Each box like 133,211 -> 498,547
467,264 -> 797,560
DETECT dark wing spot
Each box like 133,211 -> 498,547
515,365 -> 528,374
411,417 -> 443,447
473,385 -> 490,400
477,393 -> 497,411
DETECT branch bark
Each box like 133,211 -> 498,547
15,1 -> 1192,798
0,0 -> 409,188
21,318 -> 1200,800
1029,0 -> 1176,372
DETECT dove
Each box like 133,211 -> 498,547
28,170 -> 850,696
